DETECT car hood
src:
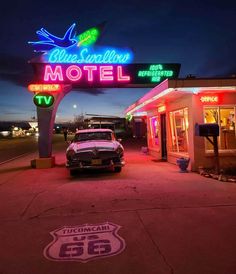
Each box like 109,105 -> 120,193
68,140 -> 121,152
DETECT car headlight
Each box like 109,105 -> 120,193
116,146 -> 123,155
67,150 -> 76,160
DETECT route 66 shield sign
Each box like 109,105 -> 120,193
44,222 -> 126,263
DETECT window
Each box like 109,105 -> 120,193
169,108 -> 189,153
75,131 -> 112,142
204,107 -> 236,150
149,116 -> 159,147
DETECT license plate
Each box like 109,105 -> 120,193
91,159 -> 102,165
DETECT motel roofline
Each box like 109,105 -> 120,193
125,77 -> 236,116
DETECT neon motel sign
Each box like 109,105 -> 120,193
43,65 -> 130,83
28,22 -> 181,91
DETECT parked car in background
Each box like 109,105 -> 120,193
66,129 -> 125,176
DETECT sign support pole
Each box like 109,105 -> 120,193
206,136 -> 220,174
31,85 -> 72,168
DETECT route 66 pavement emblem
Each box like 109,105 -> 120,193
44,222 -> 126,263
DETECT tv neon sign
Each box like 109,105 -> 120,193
33,92 -> 54,107
200,96 -> 219,103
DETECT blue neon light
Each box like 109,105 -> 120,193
28,23 -> 77,52
45,47 -> 133,64
29,23 -> 134,64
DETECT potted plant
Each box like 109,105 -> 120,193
176,157 -> 190,173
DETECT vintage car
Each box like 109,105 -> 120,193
66,129 -> 125,175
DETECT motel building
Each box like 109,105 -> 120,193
125,77 -> 236,171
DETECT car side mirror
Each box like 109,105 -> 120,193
117,138 -> 122,143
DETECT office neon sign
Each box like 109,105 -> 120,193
200,95 -> 219,103
28,22 -> 181,89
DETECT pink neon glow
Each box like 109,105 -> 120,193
100,66 -> 114,81
66,65 -> 82,81
44,65 -> 63,81
117,66 -> 130,81
43,65 -> 132,84
83,65 -> 97,82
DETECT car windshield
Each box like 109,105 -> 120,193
74,132 -> 112,142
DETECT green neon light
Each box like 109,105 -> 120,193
77,27 -> 100,46
126,114 -> 133,122
137,64 -> 174,83
33,93 -> 54,108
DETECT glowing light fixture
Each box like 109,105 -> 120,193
126,114 -> 133,121
28,84 -> 62,92
200,96 -> 219,103
137,64 -> 175,83
47,47 -> 132,64
33,93 -> 55,108
43,65 -> 131,84
158,105 -> 166,112
77,27 -> 100,46
28,23 -> 77,52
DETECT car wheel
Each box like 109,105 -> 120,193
114,167 -> 122,173
70,169 -> 77,176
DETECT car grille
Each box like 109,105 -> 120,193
75,150 -> 118,161
71,150 -> 121,166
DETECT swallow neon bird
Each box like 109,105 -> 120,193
28,23 -> 77,52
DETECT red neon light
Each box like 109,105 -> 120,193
117,65 -> 130,81
83,65 -> 97,81
200,96 -> 219,103
66,65 -> 82,81
43,65 -> 131,84
158,105 -> 166,112
28,84 -> 62,92
44,65 -> 63,81
100,66 -> 114,81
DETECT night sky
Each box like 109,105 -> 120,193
0,0 -> 236,122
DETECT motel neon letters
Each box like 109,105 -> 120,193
43,65 -> 131,83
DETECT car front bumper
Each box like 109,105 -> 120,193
66,159 -> 125,170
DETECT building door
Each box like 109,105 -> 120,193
160,113 -> 167,160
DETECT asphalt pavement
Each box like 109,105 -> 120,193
0,139 -> 236,274
0,134 -> 68,163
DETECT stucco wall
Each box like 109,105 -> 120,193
146,91 -> 236,172
192,92 -> 236,171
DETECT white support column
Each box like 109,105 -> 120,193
31,85 -> 72,168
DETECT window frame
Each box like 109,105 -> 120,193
169,107 -> 189,153
203,105 -> 236,152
